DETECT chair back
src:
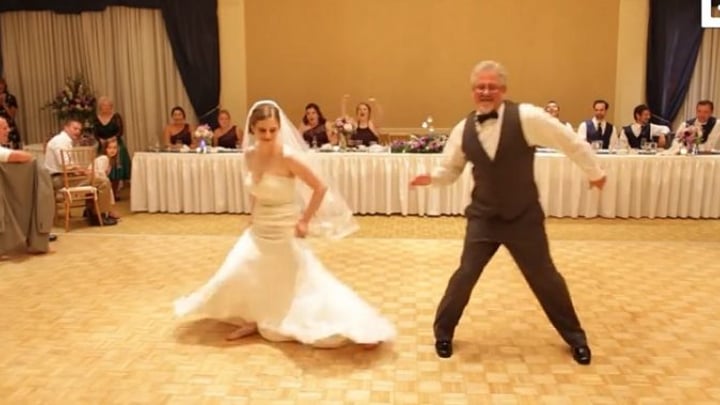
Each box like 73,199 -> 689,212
59,148 -> 98,189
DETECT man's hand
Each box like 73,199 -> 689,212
410,174 -> 432,186
589,175 -> 606,190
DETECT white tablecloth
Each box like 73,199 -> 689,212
130,152 -> 720,218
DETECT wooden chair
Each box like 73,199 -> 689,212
55,148 -> 103,231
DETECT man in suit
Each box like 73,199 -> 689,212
620,104 -> 670,149
577,99 -> 619,149
411,60 -> 606,365
674,100 -> 719,151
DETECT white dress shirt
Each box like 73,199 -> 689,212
674,120 -> 720,151
44,131 -> 74,174
431,102 -> 605,185
620,123 -> 670,146
93,155 -> 111,179
0,145 -> 11,163
577,118 -> 619,149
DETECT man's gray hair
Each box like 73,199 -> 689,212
470,60 -> 508,86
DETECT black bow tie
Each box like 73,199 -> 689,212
476,111 -> 498,124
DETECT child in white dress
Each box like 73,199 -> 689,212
94,139 -> 119,218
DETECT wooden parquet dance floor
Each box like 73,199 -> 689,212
2,195 -> 719,404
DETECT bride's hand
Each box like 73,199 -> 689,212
295,220 -> 309,238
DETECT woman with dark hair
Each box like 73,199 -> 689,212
298,103 -> 335,147
0,78 -> 21,149
162,106 -> 194,147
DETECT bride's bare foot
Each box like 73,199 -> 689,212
360,342 -> 381,350
226,323 -> 257,341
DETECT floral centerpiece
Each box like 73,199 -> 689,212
390,134 -> 447,153
390,115 -> 447,153
44,74 -> 97,130
334,117 -> 355,149
194,124 -> 213,153
676,124 -> 702,155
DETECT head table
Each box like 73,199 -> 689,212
129,150 -> 720,219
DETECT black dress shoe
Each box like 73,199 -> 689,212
88,214 -> 118,226
435,340 -> 453,358
572,345 -> 591,365
48,234 -> 57,242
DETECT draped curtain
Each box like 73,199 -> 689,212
161,0 -> 220,127
645,0 -> 704,124
0,0 -> 220,149
673,29 -> 720,130
0,7 -> 194,153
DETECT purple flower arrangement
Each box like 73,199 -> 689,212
390,134 -> 447,153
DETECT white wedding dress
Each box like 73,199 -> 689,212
174,173 -> 395,347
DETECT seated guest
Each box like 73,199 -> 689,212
0,77 -> 21,149
0,117 -> 31,163
621,104 -> 670,149
1,116 -> 55,257
298,103 -> 335,147
162,106 -> 194,147
45,117 -> 117,226
213,109 -> 244,148
577,99 -> 619,149
341,95 -> 381,146
674,100 -> 719,151
544,101 -> 574,130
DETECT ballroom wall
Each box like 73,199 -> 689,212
219,0 -> 648,130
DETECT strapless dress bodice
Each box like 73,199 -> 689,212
246,174 -> 299,240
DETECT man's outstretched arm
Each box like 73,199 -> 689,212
411,121 -> 467,186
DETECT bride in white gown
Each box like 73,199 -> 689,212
173,100 -> 395,348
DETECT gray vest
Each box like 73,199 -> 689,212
461,101 -> 539,220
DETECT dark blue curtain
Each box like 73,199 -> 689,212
0,0 -> 220,126
646,0 -> 704,124
161,0 -> 220,127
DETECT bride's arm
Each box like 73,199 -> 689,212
245,149 -> 256,218
284,155 -> 327,223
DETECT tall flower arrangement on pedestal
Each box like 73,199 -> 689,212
43,74 -> 97,130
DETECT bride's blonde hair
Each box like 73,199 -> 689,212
248,103 -> 280,134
